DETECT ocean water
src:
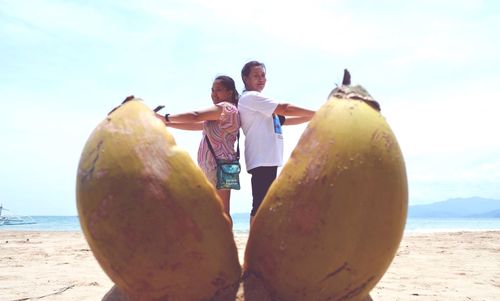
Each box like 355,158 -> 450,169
1,215 -> 500,233
0,216 -> 82,232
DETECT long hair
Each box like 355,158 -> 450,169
215,75 -> 239,106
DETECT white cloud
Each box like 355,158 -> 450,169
384,75 -> 500,157
459,159 -> 500,181
1,1 -> 106,38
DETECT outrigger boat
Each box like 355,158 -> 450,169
0,204 -> 36,226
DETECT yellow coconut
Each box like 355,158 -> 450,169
76,98 -> 241,301
244,77 -> 408,301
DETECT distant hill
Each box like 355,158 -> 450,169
467,209 -> 500,218
408,197 -> 500,218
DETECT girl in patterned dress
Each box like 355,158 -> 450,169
156,75 -> 240,227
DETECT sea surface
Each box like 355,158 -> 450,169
1,215 -> 500,234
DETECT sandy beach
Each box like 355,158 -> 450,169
0,230 -> 499,301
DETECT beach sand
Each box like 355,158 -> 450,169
0,230 -> 498,301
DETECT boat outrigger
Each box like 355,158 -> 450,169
0,204 -> 36,226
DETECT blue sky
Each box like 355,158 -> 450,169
1,0 -> 499,215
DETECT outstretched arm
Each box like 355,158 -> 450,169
274,103 -> 315,118
282,115 -> 313,126
155,104 -> 222,131
166,122 -> 204,131
168,105 -> 222,123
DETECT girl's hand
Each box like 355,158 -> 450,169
155,113 -> 168,124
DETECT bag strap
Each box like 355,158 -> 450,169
235,132 -> 240,159
205,131 -> 240,162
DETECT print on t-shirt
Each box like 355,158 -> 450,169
273,114 -> 283,135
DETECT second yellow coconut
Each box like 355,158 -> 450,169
244,83 -> 408,301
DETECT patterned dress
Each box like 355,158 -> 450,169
197,102 -> 240,180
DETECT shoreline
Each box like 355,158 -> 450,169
3,227 -> 500,234
1,230 -> 499,300
2,215 -> 500,234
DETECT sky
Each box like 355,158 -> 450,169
1,0 -> 499,216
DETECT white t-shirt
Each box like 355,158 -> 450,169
238,91 -> 284,171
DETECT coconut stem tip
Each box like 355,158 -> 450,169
342,69 -> 351,86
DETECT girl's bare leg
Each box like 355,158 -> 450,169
217,189 -> 232,228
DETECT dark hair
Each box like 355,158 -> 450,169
215,75 -> 239,105
241,61 -> 266,90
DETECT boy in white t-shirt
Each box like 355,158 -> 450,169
239,61 -> 315,225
